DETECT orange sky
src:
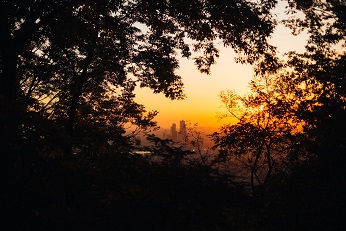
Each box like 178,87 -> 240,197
134,48 -> 252,129
134,2 -> 308,129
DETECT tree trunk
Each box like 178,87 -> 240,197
263,143 -> 274,186
1,46 -> 19,106
65,41 -> 96,155
0,41 -> 21,158
251,152 -> 261,196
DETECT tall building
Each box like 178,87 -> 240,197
180,120 -> 186,133
179,120 -> 186,141
171,123 -> 178,142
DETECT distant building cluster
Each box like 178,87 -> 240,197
133,119 -> 216,151
163,120 -> 186,142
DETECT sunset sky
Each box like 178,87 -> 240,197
135,2 -> 308,129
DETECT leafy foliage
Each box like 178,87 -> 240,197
1,1 -> 345,229
1,0 -> 280,155
210,1 -> 346,201
282,0 -> 346,179
213,74 -> 306,193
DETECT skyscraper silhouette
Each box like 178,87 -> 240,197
179,120 -> 186,141
171,123 -> 178,142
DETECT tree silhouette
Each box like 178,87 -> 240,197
1,1 -> 345,229
282,0 -> 346,180
1,0 -> 280,157
212,74 -> 305,194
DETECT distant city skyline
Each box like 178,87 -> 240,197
162,120 -> 187,142
133,119 -> 216,149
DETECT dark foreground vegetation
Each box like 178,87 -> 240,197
1,131 -> 345,230
1,0 -> 345,230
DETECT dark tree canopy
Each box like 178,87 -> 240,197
1,1 -> 346,229
282,0 -> 346,171
213,0 -> 346,189
0,0 -> 279,154
1,0 -> 277,102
